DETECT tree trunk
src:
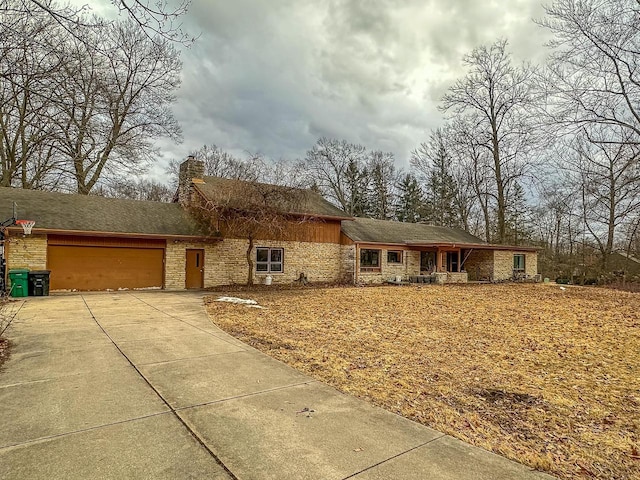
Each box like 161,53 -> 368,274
491,121 -> 506,243
246,235 -> 254,286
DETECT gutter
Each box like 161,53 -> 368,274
10,227 -> 221,243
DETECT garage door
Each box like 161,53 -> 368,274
47,235 -> 165,291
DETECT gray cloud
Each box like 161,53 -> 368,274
140,0 -> 553,178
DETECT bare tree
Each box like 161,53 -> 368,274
54,20 -> 182,194
571,127 -> 640,272
94,178 -> 173,202
541,0 -> 640,142
441,39 -> 538,243
1,5 -> 183,195
2,0 -> 195,45
302,137 -> 368,215
189,179 -> 309,285
0,6 -> 65,189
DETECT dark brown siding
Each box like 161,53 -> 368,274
220,218 -> 342,244
340,232 -> 354,245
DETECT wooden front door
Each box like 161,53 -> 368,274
185,249 -> 204,289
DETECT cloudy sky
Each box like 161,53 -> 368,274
87,0 -> 553,178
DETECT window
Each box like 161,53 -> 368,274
446,251 -> 459,272
513,254 -> 525,272
360,249 -> 381,271
256,247 -> 284,273
420,251 -> 436,273
387,250 -> 403,264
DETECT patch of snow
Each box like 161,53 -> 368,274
216,296 -> 258,305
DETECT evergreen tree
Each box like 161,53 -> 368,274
367,151 -> 396,220
422,130 -> 460,227
344,158 -> 369,216
395,173 -> 425,223
504,182 -> 533,245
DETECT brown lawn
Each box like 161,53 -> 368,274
205,284 -> 640,480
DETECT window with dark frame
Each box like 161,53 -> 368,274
360,249 -> 381,271
513,254 -> 526,272
387,250 -> 403,264
256,247 -> 284,273
446,251 -> 459,272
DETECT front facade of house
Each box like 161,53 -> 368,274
1,158 -> 538,291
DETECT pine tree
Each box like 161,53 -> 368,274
367,151 -> 396,220
395,173 -> 425,222
424,130 -> 460,227
344,158 -> 369,216
504,182 -> 532,245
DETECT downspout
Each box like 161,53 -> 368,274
354,244 -> 359,284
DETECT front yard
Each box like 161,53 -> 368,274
206,284 -> 639,480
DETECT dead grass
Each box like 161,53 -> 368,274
206,284 -> 640,480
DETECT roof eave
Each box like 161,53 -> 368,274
11,227 -> 220,243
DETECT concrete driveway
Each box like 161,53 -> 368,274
0,292 -> 555,479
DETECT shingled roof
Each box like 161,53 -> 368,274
0,187 -> 205,237
194,176 -> 351,219
341,217 -> 487,245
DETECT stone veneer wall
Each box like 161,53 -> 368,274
356,249 -> 421,284
493,251 -> 514,280
6,234 -> 47,271
464,250 -> 494,281
251,239 -> 343,285
493,250 -> 538,281
340,245 -> 356,284
166,238 -> 344,289
446,272 -> 468,283
525,252 -> 538,278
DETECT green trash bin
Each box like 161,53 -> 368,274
9,269 -> 30,297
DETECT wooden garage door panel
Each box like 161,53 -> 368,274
48,245 -> 164,291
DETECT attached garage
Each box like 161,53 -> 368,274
47,235 -> 165,291
0,186 -> 217,292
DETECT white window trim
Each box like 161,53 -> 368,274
256,247 -> 284,274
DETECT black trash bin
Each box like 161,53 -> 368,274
28,270 -> 51,296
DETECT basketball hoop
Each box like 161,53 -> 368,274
15,219 -> 35,235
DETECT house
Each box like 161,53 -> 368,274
608,251 -> 640,278
0,157 -> 538,291
340,217 -> 538,284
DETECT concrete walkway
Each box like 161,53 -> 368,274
0,292 -> 555,479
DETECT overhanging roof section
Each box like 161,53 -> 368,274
342,217 -> 537,251
0,187 -> 208,238
194,176 -> 352,220
342,217 -> 485,245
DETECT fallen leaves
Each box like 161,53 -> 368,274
206,283 -> 640,480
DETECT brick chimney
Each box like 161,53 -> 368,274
177,155 -> 205,205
